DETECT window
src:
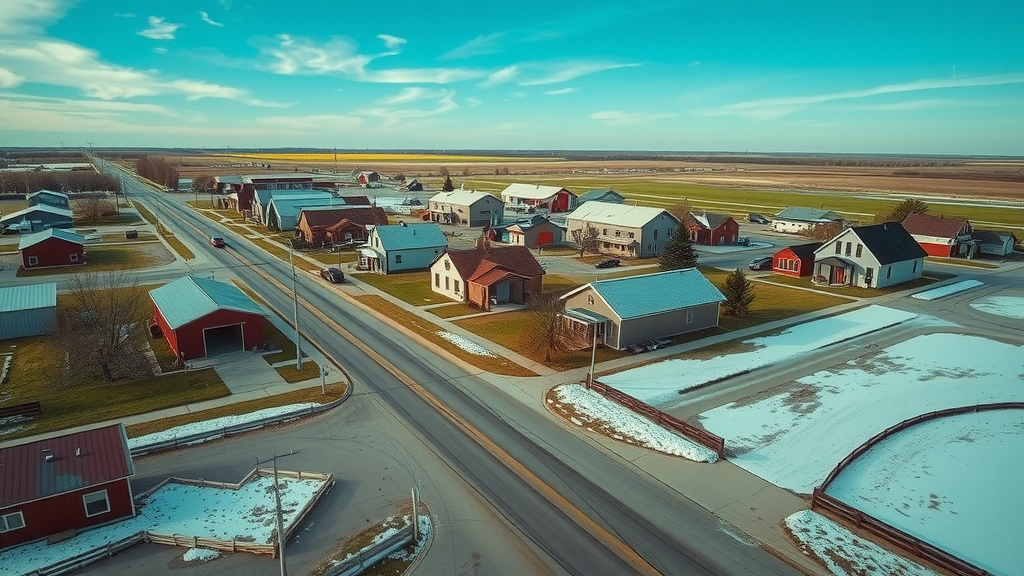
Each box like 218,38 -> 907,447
653,229 -> 659,240
394,254 -> 402,264
845,242 -> 851,257
912,260 -> 918,273
835,242 -> 841,254
865,267 -> 873,287
603,228 -> 608,235
685,309 -> 694,324
445,277 -> 450,290
70,253 -> 79,263
886,266 -> 892,279
587,294 -> 594,305
1,511 -> 25,532
628,232 -> 635,238
855,244 -> 863,258
83,490 -> 110,517
454,280 -> 460,293
434,273 -> 440,287
28,255 -> 38,266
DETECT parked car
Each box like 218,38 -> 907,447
748,213 -> 770,224
210,236 -> 226,248
749,256 -> 773,271
595,258 -> 621,269
320,267 -> 345,283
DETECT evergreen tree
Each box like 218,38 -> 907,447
442,174 -> 455,191
721,268 -> 756,317
660,221 -> 698,270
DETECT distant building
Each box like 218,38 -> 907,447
26,189 -> 70,210
901,213 -> 975,258
0,205 -> 74,232
971,230 -> 1017,256
18,228 -> 86,269
295,205 -> 388,246
686,211 -> 740,246
576,189 -> 625,206
772,242 -> 822,277
771,207 -> 843,234
358,223 -> 448,274
428,189 -> 505,227
565,201 -> 678,258
500,183 -> 577,213
507,217 -> 564,249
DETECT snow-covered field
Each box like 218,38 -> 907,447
602,305 -> 919,406
1,474 -> 328,575
910,279 -> 984,300
549,384 -> 718,462
127,403 -> 321,449
699,332 -> 1022,493
436,331 -> 497,357
969,295 -> 1024,319
826,409 -> 1023,576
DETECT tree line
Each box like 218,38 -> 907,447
0,171 -> 120,194
135,156 -> 179,189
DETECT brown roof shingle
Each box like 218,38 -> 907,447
901,213 -> 970,239
446,244 -> 545,282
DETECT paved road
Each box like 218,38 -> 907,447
83,161 -> 804,575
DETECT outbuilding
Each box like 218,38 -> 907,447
428,189 -> 505,227
0,204 -> 74,232
149,276 -> 267,361
26,189 -> 71,209
18,228 -> 86,269
772,242 -> 822,277
500,183 -> 577,213
0,423 -> 136,549
686,211 -> 740,246
507,217 -> 564,248
0,283 -> 57,340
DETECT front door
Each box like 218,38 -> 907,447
833,266 -> 847,285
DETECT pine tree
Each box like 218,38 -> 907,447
660,221 -> 698,270
722,268 -> 756,317
442,175 -> 454,192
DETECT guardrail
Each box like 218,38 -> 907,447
588,380 -> 725,458
811,403 -> 1021,576
323,524 -> 416,576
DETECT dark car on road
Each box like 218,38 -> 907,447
748,213 -> 770,225
320,267 -> 345,283
210,236 -> 225,248
749,256 -> 773,271
595,258 -> 621,269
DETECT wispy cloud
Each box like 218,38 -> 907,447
378,87 -> 446,106
138,16 -> 181,40
358,89 -> 458,127
199,11 -> 224,27
377,34 -> 406,54
479,65 -> 519,88
153,47 -> 167,54
441,32 -> 504,59
518,60 -> 640,86
544,87 -> 577,95
0,0 -> 63,35
590,110 -> 678,125
0,67 -> 24,88
256,114 -> 364,132
113,13 -> 136,18
699,73 -> 1024,120
465,97 -> 482,107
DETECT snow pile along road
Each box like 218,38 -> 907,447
127,403 -> 321,449
910,279 -> 984,300
969,295 -> 1024,319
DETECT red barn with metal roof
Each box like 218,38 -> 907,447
17,229 -> 86,269
772,242 -> 822,277
0,424 -> 135,549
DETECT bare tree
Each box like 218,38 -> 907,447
799,220 -> 846,242
526,293 -> 578,362
570,224 -> 600,257
56,270 -> 153,383
74,196 -> 117,223
666,200 -> 693,222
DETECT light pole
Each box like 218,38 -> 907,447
587,324 -> 598,389
272,455 -> 288,576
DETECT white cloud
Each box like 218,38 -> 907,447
247,99 -> 295,108
138,16 -> 181,40
199,11 -> 224,27
520,60 -> 640,86
378,87 -> 447,106
0,67 -> 24,88
699,73 -> 1024,120
0,0 -> 63,35
442,32 -> 505,59
465,97 -> 481,107
358,90 -> 458,127
256,114 -> 364,132
377,34 -> 406,53
153,47 -> 167,54
544,87 -> 577,95
590,110 -> 678,125
167,79 -> 246,101
479,65 -> 519,88
113,13 -> 136,18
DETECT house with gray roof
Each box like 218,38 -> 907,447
576,189 -> 625,206
812,222 -> 927,288
0,204 -> 74,232
27,189 -> 70,209
565,201 -> 679,258
560,268 -> 725,351
358,223 -> 448,274
428,189 -> 505,227
771,207 -> 843,234
149,276 -> 268,360
0,283 -> 57,340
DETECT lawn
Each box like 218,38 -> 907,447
302,249 -> 359,267
925,256 -> 1000,269
353,271 -> 439,306
131,201 -> 194,260
428,302 -> 478,318
229,281 -> 309,366
756,272 -> 953,299
15,244 -> 172,277
351,295 -> 536,376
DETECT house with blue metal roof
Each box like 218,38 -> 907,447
0,204 -> 74,232
18,228 -> 86,269
359,223 -> 448,274
26,189 -> 70,209
560,269 -> 725,351
0,283 -> 57,340
771,206 -> 843,234
149,276 -> 267,360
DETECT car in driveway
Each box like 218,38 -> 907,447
748,213 -> 771,225
320,267 -> 345,283
749,256 -> 773,271
595,258 -> 621,269
210,236 -> 225,248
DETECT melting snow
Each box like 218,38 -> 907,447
436,331 -> 497,357
128,403 -> 321,449
969,295 -> 1024,319
182,547 -> 221,562
910,279 -> 984,300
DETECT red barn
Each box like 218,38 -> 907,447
686,211 -> 740,246
0,424 -> 135,549
149,276 -> 267,361
901,213 -> 974,258
17,229 -> 86,269
773,242 -> 822,277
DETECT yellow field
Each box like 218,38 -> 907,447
223,153 -> 559,163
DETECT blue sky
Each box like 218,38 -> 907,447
1,0 -> 1022,155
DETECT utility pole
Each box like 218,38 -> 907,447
587,325 -> 598,389
273,456 -> 288,576
290,246 -> 302,370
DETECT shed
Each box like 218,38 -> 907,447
507,217 -> 564,248
686,211 -> 740,246
18,228 -> 86,269
149,276 -> 267,361
771,207 -> 843,234
500,183 -> 577,213
0,283 -> 57,340
26,189 -> 71,210
0,205 -> 74,232
0,423 -> 135,549
772,242 -> 822,277
901,213 -> 975,258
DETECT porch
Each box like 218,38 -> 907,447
812,256 -> 854,287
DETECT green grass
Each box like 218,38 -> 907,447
252,237 -> 291,262
305,250 -> 359,267
275,361 -> 323,383
353,271 -> 439,306
132,201 -> 195,260
428,302 -> 478,318
99,232 -> 157,242
925,256 -> 1000,269
757,272 -> 952,298
14,245 -> 159,276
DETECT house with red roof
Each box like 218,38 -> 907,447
772,242 -> 822,277
901,213 -> 975,258
685,211 -> 740,246
429,241 -> 545,311
0,424 -> 135,549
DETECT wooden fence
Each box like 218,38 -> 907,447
589,380 -> 725,458
0,401 -> 42,419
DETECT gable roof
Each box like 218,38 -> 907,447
0,423 -> 134,508
578,189 -> 625,204
372,223 -> 448,251
687,211 -> 735,231
821,223 -> 927,264
773,206 -> 841,223
27,189 -> 69,201
777,242 -> 823,259
17,228 -> 86,250
562,269 -> 724,320
566,201 -> 678,228
0,282 -> 57,313
0,204 -> 74,224
445,245 -> 545,282
972,229 -> 1016,244
149,276 -> 267,330
901,213 -> 970,238
500,183 -> 574,201
428,189 -> 503,206
301,206 -> 388,229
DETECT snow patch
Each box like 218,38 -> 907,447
182,547 -> 221,563
436,331 -> 497,357
969,295 -> 1024,319
127,403 -> 321,449
911,279 -> 984,300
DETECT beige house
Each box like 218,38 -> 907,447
428,189 -> 505,227
564,201 -> 679,258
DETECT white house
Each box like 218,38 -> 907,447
564,201 -> 679,258
358,223 -> 448,274
812,222 -> 927,288
771,207 -> 843,234
499,183 -> 577,213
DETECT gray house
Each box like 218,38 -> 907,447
359,223 -> 448,274
576,189 -> 625,206
564,201 -> 679,258
0,204 -> 74,232
27,189 -> 71,209
560,269 -> 724,351
428,189 -> 505,227
0,283 -> 57,340
812,222 -> 927,288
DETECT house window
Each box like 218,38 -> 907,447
855,244 -> 863,258
615,230 -> 621,237
685,309 -> 693,324
653,229 -> 658,240
912,260 -> 917,273
454,280 -> 460,293
435,273 -> 440,287
394,254 -> 402,264
865,267 -> 874,286
1,511 -> 25,532
28,255 -> 38,266
445,277 -> 450,290
70,253 -> 79,263
588,294 -> 594,305
835,242 -> 841,254
845,242 -> 852,257
83,490 -> 110,517
603,228 -> 608,235
886,266 -> 892,279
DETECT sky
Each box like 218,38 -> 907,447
1,0 -> 1022,155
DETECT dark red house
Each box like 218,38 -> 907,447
773,242 -> 823,277
149,276 -> 267,361
1,424 -> 135,549
901,213 -> 974,258
686,211 -> 740,246
17,228 -> 86,269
